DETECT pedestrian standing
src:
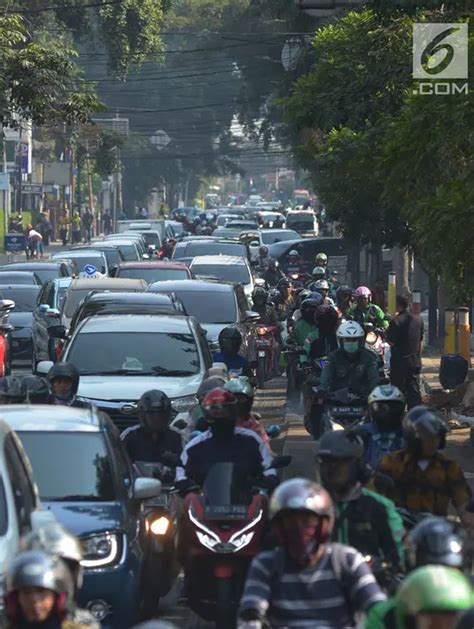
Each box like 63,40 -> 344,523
386,294 -> 424,409
58,209 -> 70,246
71,210 -> 82,244
102,209 -> 112,235
372,278 -> 386,311
81,208 -> 93,243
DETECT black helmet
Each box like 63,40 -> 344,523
403,405 -> 448,452
405,517 -> 464,571
137,390 -> 172,433
218,327 -> 242,353
0,376 -> 26,403
6,550 -> 73,618
252,287 -> 268,307
317,431 -> 366,494
314,305 -> 339,331
197,376 -> 227,402
336,285 -> 353,300
301,298 -> 322,324
269,288 -> 283,306
47,362 -> 80,395
278,277 -> 291,289
22,375 -> 50,404
316,430 -> 364,460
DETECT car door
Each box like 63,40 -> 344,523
235,285 -> 255,360
32,282 -> 53,362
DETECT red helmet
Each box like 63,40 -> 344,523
202,387 -> 237,423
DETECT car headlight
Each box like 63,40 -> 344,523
80,532 -> 122,568
171,395 -> 198,413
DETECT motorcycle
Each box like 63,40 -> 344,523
182,458 -> 289,626
286,271 -> 310,289
255,323 -> 279,389
302,356 -> 330,437
134,458 -> 180,618
304,388 -> 367,439
364,323 -> 391,383
0,300 -> 15,377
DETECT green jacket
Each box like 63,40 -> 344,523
365,597 -> 397,629
318,347 -> 379,397
347,303 -> 388,329
286,319 -> 315,348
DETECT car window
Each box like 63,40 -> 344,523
63,289 -> 94,318
67,331 -> 201,376
190,263 -> 250,285
55,284 -> 69,310
106,425 -> 133,490
37,283 -> 49,306
169,290 -> 237,324
58,254 -> 107,275
261,230 -> 300,245
177,242 -> 246,259
0,477 -> 8,535
197,328 -> 213,368
0,288 -> 40,312
18,432 -> 116,501
235,284 -> 250,315
5,433 -> 37,532
117,267 -> 189,282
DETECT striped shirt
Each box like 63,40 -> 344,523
239,544 -> 385,628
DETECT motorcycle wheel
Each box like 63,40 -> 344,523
215,577 -> 236,628
305,406 -> 326,440
256,354 -> 266,389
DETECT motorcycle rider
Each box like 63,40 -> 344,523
251,287 -> 281,330
19,524 -> 99,628
366,516 -> 466,629
224,376 -> 272,451
0,376 -> 26,404
336,285 -> 354,316
393,565 -> 473,629
256,246 -> 271,274
187,375 -> 227,434
283,249 -> 305,275
315,251 -> 328,270
47,363 -> 90,408
286,297 -> 322,350
275,277 -> 295,321
312,279 -> 336,306
307,266 -> 326,291
4,550 -> 90,629
238,478 -> 385,629
175,387 -> 276,492
121,390 -> 182,475
317,321 -> 380,406
301,304 -> 339,375
347,286 -> 388,330
317,430 -> 404,569
212,327 -> 251,378
375,406 -> 473,527
358,385 -> 406,468
263,258 -> 285,288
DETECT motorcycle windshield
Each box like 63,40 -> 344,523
202,462 -> 249,507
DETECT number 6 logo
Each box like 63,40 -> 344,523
413,23 -> 468,80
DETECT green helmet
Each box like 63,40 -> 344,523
396,566 -> 473,617
224,376 -> 254,399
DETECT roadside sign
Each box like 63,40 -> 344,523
4,233 -> 26,253
0,174 -> 9,191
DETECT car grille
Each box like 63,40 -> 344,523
88,399 -> 139,432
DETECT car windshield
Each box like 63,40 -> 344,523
57,254 -> 106,275
118,267 -> 189,282
0,288 -> 39,311
128,232 -> 160,246
212,229 -> 243,239
68,331 -> 200,375
176,242 -> 245,258
174,290 -> 237,324
114,244 -> 139,261
261,230 -> 299,244
18,432 -> 115,501
0,273 -> 37,285
191,263 -> 250,284
34,269 -> 60,283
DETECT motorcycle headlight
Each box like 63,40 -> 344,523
81,532 -> 122,568
146,515 -> 170,536
171,395 -> 198,413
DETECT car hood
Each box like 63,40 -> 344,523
10,311 -> 33,333
78,373 -> 203,401
44,501 -> 123,537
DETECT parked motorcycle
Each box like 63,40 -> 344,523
182,458 -> 289,626
255,323 -> 279,389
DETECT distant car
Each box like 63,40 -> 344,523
60,277 -> 147,329
0,418 -> 51,598
0,271 -> 41,286
115,260 -> 192,283
0,285 -> 41,361
104,233 -> 148,258
103,238 -> 141,262
225,220 -> 258,230
4,405 -> 162,627
211,227 -> 245,239
172,238 -> 250,264
165,220 -> 186,240
70,243 -> 125,275
240,228 -> 301,260
189,254 -> 255,299
67,291 -> 186,340
31,277 -> 73,368
256,211 -> 286,228
147,279 -> 258,355
286,210 -> 319,237
37,314 -> 212,431
51,250 -> 108,277
0,261 -> 71,285
216,214 -> 240,228
123,230 -> 162,252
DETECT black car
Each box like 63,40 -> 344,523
0,271 -> 41,286
171,238 -> 250,264
66,291 -> 185,340
32,277 -> 73,368
146,279 -> 258,356
0,285 -> 41,361
0,261 -> 71,285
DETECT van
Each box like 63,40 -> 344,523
286,210 -> 319,237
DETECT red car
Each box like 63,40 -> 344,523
114,260 -> 194,284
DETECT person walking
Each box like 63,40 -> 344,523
81,208 -> 93,243
58,209 -> 69,246
102,209 -> 112,235
71,210 -> 81,244
387,294 -> 424,409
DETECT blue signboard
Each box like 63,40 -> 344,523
4,233 -> 26,253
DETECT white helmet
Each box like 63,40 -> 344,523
314,279 -> 329,291
368,385 -> 406,429
312,266 -> 326,277
368,384 -> 405,406
336,320 -> 365,353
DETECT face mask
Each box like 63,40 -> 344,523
343,341 -> 360,354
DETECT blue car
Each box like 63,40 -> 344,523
2,404 -> 161,628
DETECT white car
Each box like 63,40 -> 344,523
0,419 -> 54,604
189,254 -> 255,300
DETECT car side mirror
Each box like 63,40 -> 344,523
133,477 -> 161,501
36,360 -> 54,375
0,299 -> 15,312
39,303 -> 49,313
0,323 -> 14,333
47,324 -> 67,339
245,310 -> 260,322
109,265 -> 117,278
142,253 -> 150,260
46,308 -> 60,318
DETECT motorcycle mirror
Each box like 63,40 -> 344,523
271,455 -> 292,469
47,324 -> 67,339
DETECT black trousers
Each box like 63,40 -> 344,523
390,358 -> 422,409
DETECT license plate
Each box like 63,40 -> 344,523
258,350 -> 266,357
332,406 -> 365,415
204,505 -> 247,520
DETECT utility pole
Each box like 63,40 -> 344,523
2,126 -> 8,239
16,121 -> 22,214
